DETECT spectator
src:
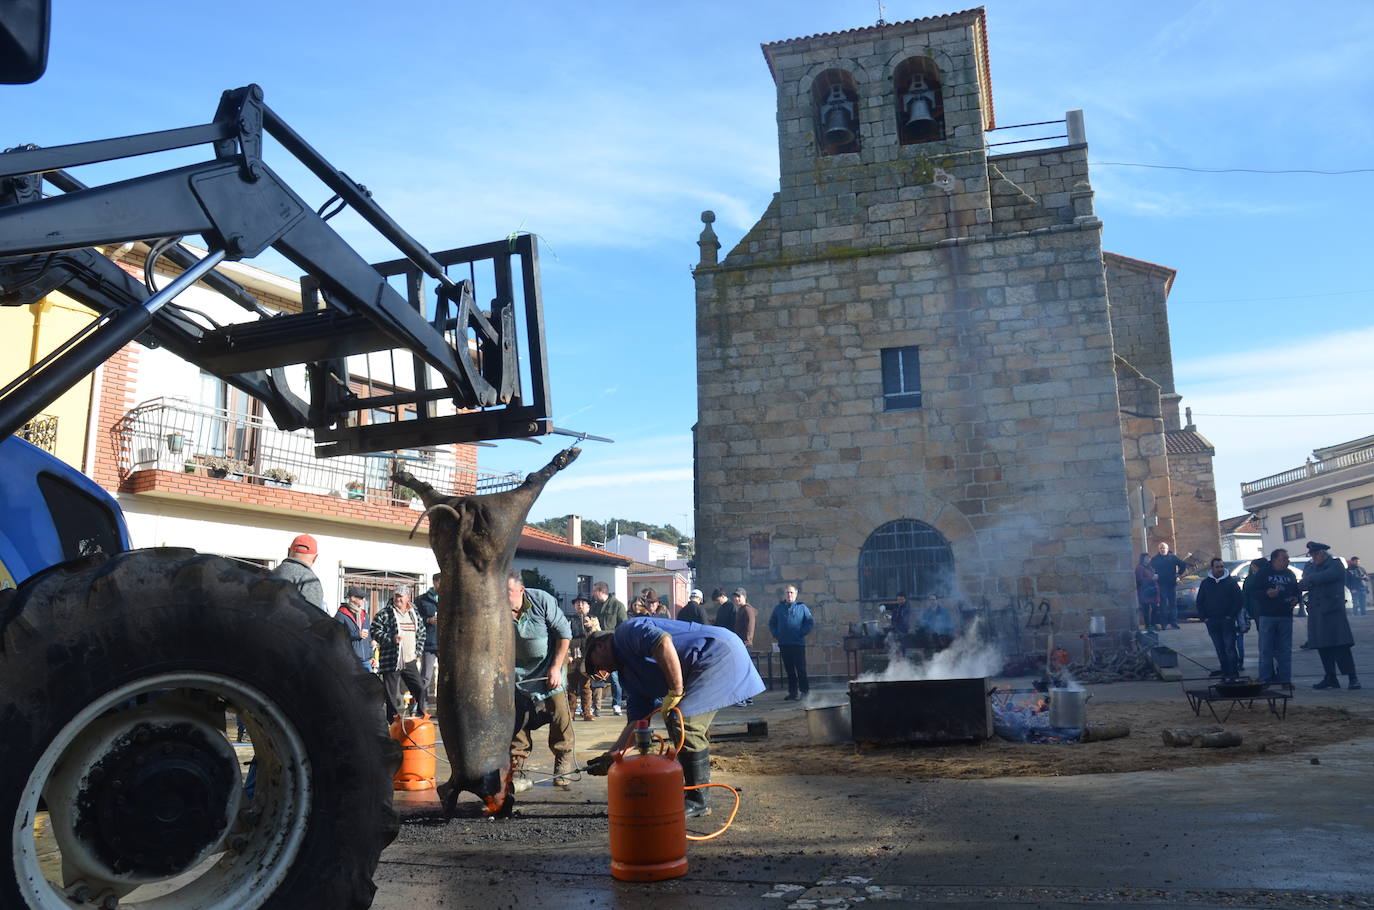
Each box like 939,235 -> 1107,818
269,534 -> 324,611
1149,542 -> 1187,630
509,574 -> 574,790
335,586 -> 373,674
583,617 -> 765,817
1244,549 -> 1299,686
678,589 -> 707,625
1196,558 -> 1242,678
591,581 -> 627,716
1301,542 -> 1360,690
373,585 -> 427,721
567,596 -> 602,721
768,584 -> 814,701
1347,556 -> 1369,617
712,587 -> 736,633
1134,554 -> 1159,631
640,587 -> 671,618
733,590 -> 759,707
414,573 -> 441,715
884,592 -> 912,635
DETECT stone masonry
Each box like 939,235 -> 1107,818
692,9 -> 1218,676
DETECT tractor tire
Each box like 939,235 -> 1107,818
0,548 -> 400,910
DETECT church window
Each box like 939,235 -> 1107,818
858,519 -> 953,602
893,57 -> 945,144
811,70 -> 860,156
881,346 -> 922,410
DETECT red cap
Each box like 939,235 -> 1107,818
289,534 -> 317,556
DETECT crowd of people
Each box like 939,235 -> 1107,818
1133,537 -> 1364,691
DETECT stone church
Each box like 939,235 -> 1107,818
691,8 -> 1219,674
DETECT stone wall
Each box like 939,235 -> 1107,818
1167,445 -> 1222,566
1104,255 -> 1177,395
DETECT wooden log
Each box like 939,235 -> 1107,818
1162,724 -> 1225,747
1199,731 -> 1243,748
1081,723 -> 1130,742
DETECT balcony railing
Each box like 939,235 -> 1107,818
116,397 -> 522,505
18,414 -> 58,453
1241,444 -> 1374,497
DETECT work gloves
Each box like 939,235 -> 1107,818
585,752 -> 614,776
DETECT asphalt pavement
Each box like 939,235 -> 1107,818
371,614 -> 1374,909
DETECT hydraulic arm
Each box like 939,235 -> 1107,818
0,84 -> 551,455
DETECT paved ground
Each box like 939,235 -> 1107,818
372,614 -> 1374,909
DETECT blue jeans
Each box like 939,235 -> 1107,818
610,670 -> 623,707
1257,616 -> 1293,685
1352,588 -> 1368,616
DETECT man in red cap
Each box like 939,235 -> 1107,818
269,533 -> 324,611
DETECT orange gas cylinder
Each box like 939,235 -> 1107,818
389,716 -> 436,791
607,725 -> 687,882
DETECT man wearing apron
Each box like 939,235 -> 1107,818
583,616 -> 764,817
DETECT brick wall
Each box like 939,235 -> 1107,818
91,344 -> 139,494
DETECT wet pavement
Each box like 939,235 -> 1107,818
371,615 -> 1374,909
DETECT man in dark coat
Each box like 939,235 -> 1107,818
1301,542 -> 1360,690
1196,558 -> 1243,678
1149,541 -> 1188,629
1244,549 -> 1300,686
677,589 -> 708,625
414,573 -> 441,716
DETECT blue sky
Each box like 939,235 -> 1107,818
7,0 -> 1372,534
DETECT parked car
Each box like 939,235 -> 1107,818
1173,556 -> 1339,620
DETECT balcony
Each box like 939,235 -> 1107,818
1241,443 -> 1374,511
116,397 -> 522,508
18,414 -> 58,453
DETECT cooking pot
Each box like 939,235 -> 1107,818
1087,616 -> 1106,636
1049,688 -> 1090,729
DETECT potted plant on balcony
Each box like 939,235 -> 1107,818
345,480 -> 366,501
263,467 -> 297,489
393,483 -> 424,510
204,455 -> 251,480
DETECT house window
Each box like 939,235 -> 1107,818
811,69 -> 860,156
858,519 -> 953,602
577,575 -> 592,598
881,346 -> 922,410
893,57 -> 945,144
1281,514 -> 1305,541
1350,496 -> 1374,528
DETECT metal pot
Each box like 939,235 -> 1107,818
1049,688 -> 1090,729
805,702 -> 852,745
1087,616 -> 1106,636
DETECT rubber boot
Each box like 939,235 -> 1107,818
681,748 -> 712,818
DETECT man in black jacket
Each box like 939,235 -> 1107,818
414,573 -> 441,716
1197,558 -> 1243,678
1244,549 -> 1300,686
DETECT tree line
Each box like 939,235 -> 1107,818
530,515 -> 690,552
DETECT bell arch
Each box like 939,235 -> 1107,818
893,57 -> 945,144
810,69 -> 861,156
858,518 -> 954,602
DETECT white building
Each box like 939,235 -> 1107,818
1241,434 -> 1374,562
1218,514 -> 1262,562
606,531 -> 687,571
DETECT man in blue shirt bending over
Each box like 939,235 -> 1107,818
584,616 -> 764,817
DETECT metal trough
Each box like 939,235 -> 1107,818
848,677 -> 992,744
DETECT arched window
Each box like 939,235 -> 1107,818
858,519 -> 954,601
811,69 -> 860,156
893,57 -> 945,144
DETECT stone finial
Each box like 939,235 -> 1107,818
697,210 -> 720,267
1185,406 -> 1195,430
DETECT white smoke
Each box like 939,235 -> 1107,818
853,618 -> 1004,684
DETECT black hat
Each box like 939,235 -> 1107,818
345,585 -> 367,599
1306,541 -> 1331,553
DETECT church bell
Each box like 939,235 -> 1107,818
819,84 -> 857,149
902,74 -> 939,141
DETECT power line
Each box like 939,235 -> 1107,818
1196,412 -> 1374,418
1173,288 -> 1373,305
1091,161 -> 1374,175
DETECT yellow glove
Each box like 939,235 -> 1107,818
660,690 -> 684,715
585,752 -> 613,776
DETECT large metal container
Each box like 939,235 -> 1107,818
1049,688 -> 1090,728
804,702 -> 852,745
848,678 -> 992,744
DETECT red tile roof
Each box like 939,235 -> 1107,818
517,526 -> 633,566
1165,429 -> 1215,456
1219,514 -> 1260,536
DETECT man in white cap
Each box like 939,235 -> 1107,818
677,588 -> 707,624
